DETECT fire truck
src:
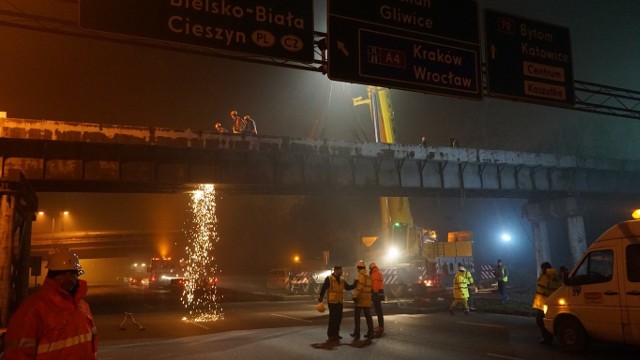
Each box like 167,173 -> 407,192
147,257 -> 184,289
353,87 -> 475,298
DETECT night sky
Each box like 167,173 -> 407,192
2,1 -> 639,281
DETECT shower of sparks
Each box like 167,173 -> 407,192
181,184 -> 223,323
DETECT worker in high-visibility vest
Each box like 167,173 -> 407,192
4,250 -> 98,359
351,260 -> 374,340
532,262 -> 563,345
459,262 -> 476,311
449,264 -> 471,316
494,259 -> 509,303
318,266 -> 356,342
369,262 -> 385,335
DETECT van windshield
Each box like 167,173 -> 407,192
571,249 -> 614,285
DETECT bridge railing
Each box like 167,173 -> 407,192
3,117 -> 639,171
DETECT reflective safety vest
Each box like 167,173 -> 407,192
5,278 -> 98,360
453,271 -> 470,299
370,267 -> 384,293
328,275 -> 346,304
495,265 -> 509,282
353,269 -> 372,307
532,268 -> 563,310
463,270 -> 474,285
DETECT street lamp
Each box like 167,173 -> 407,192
37,210 -> 70,233
632,209 -> 640,219
500,232 -> 512,242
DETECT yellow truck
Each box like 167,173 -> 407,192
543,219 -> 640,352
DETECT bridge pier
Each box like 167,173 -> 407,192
522,197 -> 588,271
0,170 -> 38,328
531,220 -> 551,274
567,215 -> 587,265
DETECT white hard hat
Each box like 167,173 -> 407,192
47,250 -> 83,274
356,260 -> 366,268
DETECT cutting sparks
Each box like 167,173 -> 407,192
181,184 -> 223,323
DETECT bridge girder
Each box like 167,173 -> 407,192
1,118 -> 640,201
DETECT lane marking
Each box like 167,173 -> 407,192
487,353 -> 524,360
271,314 -> 312,323
457,321 -> 505,328
190,322 -> 211,330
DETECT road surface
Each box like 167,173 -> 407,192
84,282 -> 638,359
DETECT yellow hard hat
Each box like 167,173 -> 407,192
316,301 -> 326,313
47,250 -> 83,273
369,262 -> 377,270
356,260 -> 366,268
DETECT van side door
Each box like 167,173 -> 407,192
622,240 -> 640,345
568,246 -> 622,343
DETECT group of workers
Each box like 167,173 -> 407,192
317,260 -> 385,343
215,110 -> 257,136
2,250 -> 568,356
446,257 -> 565,345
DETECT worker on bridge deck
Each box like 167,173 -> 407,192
242,115 -> 257,135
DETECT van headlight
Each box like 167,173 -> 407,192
558,298 -> 566,306
543,304 -> 548,314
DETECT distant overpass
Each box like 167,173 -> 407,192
1,117 -> 640,200
30,230 -> 182,259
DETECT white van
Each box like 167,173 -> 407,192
543,219 -> 640,352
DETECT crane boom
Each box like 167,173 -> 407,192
354,87 -> 477,298
354,86 -> 417,255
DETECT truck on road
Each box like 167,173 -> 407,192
544,219 -> 640,352
147,257 -> 184,290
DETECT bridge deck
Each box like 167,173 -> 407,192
2,117 -> 639,198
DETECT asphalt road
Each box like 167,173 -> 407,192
85,281 -> 639,360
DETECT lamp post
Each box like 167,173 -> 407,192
38,210 -> 70,233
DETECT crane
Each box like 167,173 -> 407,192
353,87 -> 475,297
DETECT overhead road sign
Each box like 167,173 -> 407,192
484,9 -> 575,105
79,0 -> 314,63
328,0 -> 481,100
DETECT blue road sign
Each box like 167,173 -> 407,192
359,30 -> 480,96
328,0 -> 481,99
484,9 -> 575,105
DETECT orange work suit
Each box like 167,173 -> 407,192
4,277 -> 98,360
